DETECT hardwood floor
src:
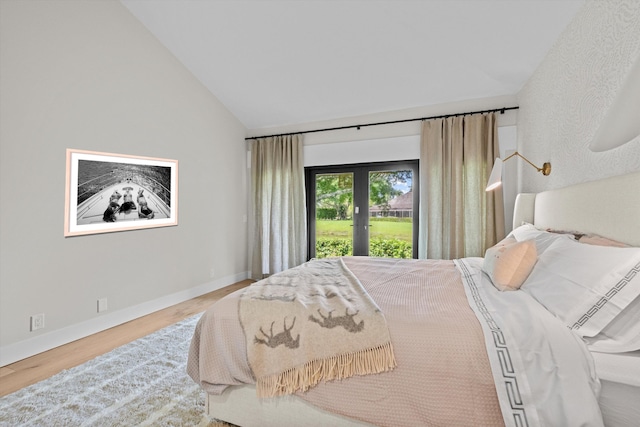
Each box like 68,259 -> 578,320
0,280 -> 252,398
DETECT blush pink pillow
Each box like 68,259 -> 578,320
578,234 -> 630,248
483,238 -> 538,291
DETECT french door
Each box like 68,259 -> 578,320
305,160 -> 419,259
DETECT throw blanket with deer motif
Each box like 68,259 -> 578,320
238,257 -> 396,398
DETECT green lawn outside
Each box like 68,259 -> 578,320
316,219 -> 412,242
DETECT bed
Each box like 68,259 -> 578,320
187,170 -> 640,427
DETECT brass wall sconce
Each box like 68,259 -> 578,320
485,152 -> 551,191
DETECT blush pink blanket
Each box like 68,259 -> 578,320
188,257 -> 504,426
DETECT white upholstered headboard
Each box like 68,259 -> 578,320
513,171 -> 640,247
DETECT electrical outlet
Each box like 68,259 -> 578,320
209,267 -> 216,278
98,298 -> 108,313
30,313 -> 45,331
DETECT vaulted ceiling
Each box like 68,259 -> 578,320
121,0 -> 585,131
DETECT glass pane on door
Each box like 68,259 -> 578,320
315,172 -> 354,258
368,170 -> 413,258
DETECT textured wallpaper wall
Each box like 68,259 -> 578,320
517,0 -> 640,193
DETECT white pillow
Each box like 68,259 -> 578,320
521,237 -> 640,337
483,238 -> 537,291
509,223 -> 574,255
584,295 -> 640,353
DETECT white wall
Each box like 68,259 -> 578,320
517,0 -> 640,192
304,135 -> 420,167
0,0 -> 249,365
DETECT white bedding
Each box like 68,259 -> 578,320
509,171 -> 640,427
457,258 -> 603,426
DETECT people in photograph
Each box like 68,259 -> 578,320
109,190 -> 121,204
137,189 -> 155,219
137,188 -> 147,205
120,187 -> 136,214
102,202 -> 119,222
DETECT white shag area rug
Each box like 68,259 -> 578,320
0,314 -> 233,427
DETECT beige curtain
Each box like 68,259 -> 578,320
251,134 -> 307,279
418,113 -> 505,259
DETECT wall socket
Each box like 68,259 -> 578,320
209,267 -> 216,278
97,298 -> 108,313
30,313 -> 45,331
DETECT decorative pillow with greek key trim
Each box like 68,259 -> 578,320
521,237 -> 640,337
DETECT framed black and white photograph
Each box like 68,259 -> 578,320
64,149 -> 178,236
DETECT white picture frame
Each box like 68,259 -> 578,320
64,149 -> 178,237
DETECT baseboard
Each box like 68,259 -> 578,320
0,271 -> 249,367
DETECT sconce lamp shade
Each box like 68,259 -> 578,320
485,152 -> 551,192
485,158 -> 504,191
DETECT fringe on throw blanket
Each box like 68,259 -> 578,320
257,342 -> 397,398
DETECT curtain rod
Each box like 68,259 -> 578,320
244,106 -> 519,141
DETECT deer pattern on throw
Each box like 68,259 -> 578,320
254,317 -> 300,349
249,281 -> 362,350
308,308 -> 365,333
